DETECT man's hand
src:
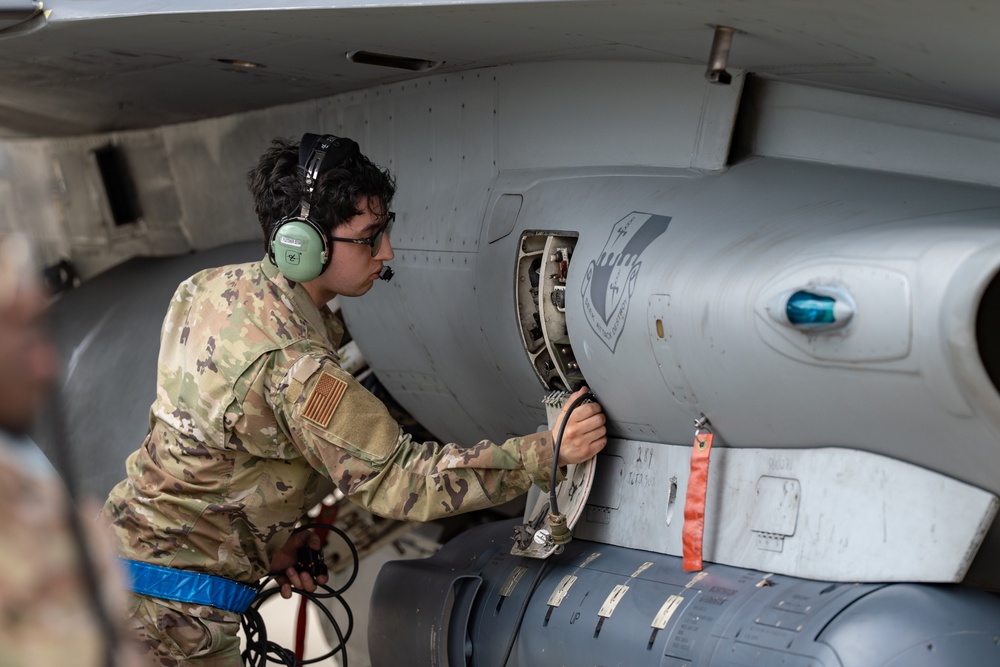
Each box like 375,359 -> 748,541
270,529 -> 329,599
555,386 -> 607,465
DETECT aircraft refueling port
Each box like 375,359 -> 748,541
515,231 -> 584,391
976,268 -> 1000,395
766,286 -> 855,332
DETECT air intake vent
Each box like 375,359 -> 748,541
346,51 -> 441,72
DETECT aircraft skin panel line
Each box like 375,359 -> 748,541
13,8 -> 1000,662
574,439 -> 998,584
7,2 -> 1000,137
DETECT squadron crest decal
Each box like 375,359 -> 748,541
582,212 -> 670,353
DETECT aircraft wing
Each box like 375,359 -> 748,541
1,0 -> 999,138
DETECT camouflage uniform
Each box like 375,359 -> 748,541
0,433 -> 143,667
103,258 -> 558,666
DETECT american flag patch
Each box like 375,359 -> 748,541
302,372 -> 348,427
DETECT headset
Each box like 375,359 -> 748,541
267,133 -> 361,283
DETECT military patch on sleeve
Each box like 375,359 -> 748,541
302,372 -> 348,428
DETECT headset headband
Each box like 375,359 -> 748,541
297,133 -> 360,217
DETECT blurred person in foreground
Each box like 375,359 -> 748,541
0,235 -> 144,667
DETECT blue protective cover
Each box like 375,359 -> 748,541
121,558 -> 259,614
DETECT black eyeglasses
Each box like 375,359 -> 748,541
328,212 -> 395,257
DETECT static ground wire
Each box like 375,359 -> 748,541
241,522 -> 360,667
498,557 -> 553,667
498,391 -> 597,665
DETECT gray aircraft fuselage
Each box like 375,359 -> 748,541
7,3 -> 1000,665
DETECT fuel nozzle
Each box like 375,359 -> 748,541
547,512 -> 572,546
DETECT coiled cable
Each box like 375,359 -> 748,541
241,522 -> 359,667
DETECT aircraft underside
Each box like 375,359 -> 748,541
8,5 -> 1000,663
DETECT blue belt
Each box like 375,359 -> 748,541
120,558 -> 260,614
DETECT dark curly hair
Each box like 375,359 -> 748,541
246,136 -> 396,252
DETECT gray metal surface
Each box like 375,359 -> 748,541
32,241 -> 262,500
465,157 -> 1000,583
6,4 -> 1000,661
571,439 -> 996,583
0,21 -> 998,652
467,159 -> 1000,485
3,2 -> 1000,138
5,57 -> 999,588
370,519 -> 1000,667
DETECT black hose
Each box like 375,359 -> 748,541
548,391 -> 596,516
241,522 -> 359,667
498,558 -> 552,667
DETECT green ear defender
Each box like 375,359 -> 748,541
269,217 -> 329,283
267,133 -> 361,282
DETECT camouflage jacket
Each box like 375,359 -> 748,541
103,258 -> 556,598
0,434 -> 141,667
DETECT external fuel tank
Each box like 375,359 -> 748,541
370,520 -> 1000,667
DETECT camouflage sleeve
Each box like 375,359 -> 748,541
274,354 -> 558,521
